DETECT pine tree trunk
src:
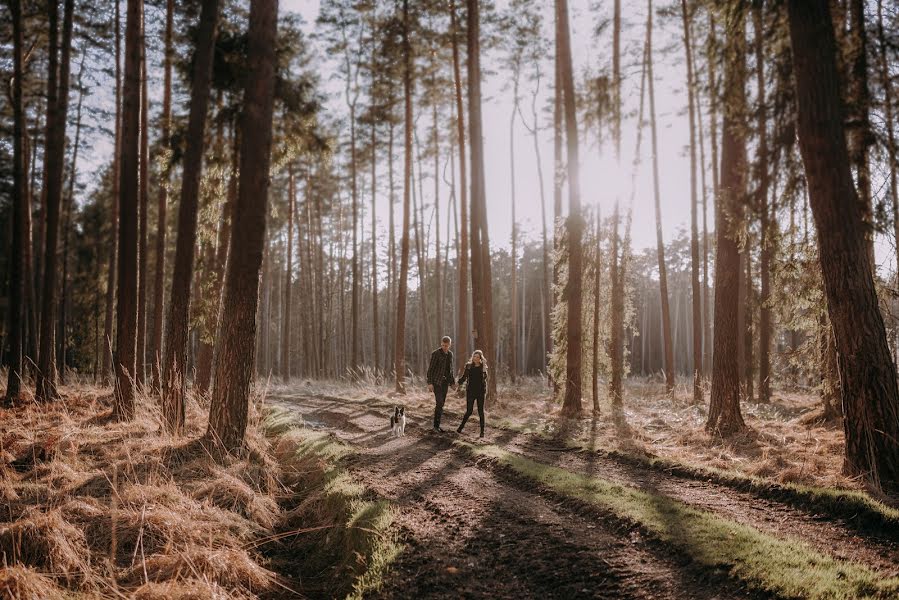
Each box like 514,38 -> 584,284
394,0 -> 413,394
876,0 -> 899,280
137,12 -> 149,387
350,102 -> 359,371
787,0 -> 899,491
509,100 -> 518,384
152,0 -> 174,393
682,0 -> 702,403
754,2 -> 772,403
5,0 -> 26,405
557,0 -> 584,416
371,122 -> 380,373
847,0 -> 874,268
646,0 -> 675,394
592,208 -> 601,413
450,0 -> 469,374
281,164 -> 294,380
707,2 -> 747,437
114,0 -> 143,420
205,0 -> 278,454
36,0 -> 74,401
161,0 -> 220,432
103,0 -> 122,383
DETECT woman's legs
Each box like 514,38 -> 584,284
477,395 -> 485,436
457,395 -> 475,432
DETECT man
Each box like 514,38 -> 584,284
427,336 -> 457,432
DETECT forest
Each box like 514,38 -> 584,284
2,0 -> 899,598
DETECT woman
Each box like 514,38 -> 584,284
456,350 -> 488,437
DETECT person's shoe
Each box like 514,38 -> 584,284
479,431 -> 485,438
433,426 -> 444,433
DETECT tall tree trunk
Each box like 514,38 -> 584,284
551,18 -> 564,396
388,122 -> 396,372
161,0 -> 220,432
646,0 -> 675,394
281,165 -> 294,380
608,0 -> 625,409
152,0 -> 174,392
137,10 -> 149,387
557,0 -> 584,416
205,0 -> 278,454
450,0 -> 469,373
877,0 -> 899,279
754,1 -> 772,403
103,0 -> 122,383
5,0 -> 26,405
58,53 -> 87,384
394,0 -> 413,393
371,122 -> 380,373
787,0 -> 899,491
350,103 -> 359,371
36,0 -> 74,401
509,96 -> 518,384
591,208 -> 601,413
707,2 -> 747,437
114,0 -> 143,420
682,0 -> 702,403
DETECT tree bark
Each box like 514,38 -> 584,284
5,0 -> 26,405
450,0 -> 469,374
787,0 -> 899,491
114,0 -> 143,420
161,0 -> 220,432
557,0 -> 584,416
394,0 -> 413,393
206,0 -> 278,454
103,0 -> 122,383
152,0 -> 174,392
36,0 -> 74,401
847,0 -> 874,269
876,0 -> 899,280
646,0 -> 675,394
591,208 -> 601,413
682,0 -> 702,403
137,8 -> 149,386
707,2 -> 747,437
281,165 -> 295,380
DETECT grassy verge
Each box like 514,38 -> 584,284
496,419 -> 899,534
262,407 -> 402,599
462,442 -> 899,600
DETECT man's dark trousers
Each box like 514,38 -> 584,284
433,384 -> 449,429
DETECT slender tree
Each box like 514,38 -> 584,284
103,0 -> 122,382
646,0 -> 675,394
450,0 -> 469,373
754,0 -> 772,403
137,7 -> 149,386
5,0 -> 26,405
114,0 -> 144,419
36,0 -> 75,401
161,0 -> 220,432
152,0 -> 174,392
787,0 -> 899,491
206,0 -> 279,453
707,1 -> 747,437
557,0 -> 584,416
281,165 -> 295,380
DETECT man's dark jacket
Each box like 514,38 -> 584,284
426,348 -> 455,387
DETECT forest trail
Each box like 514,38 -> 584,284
269,389 -> 899,599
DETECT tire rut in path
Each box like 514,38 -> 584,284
271,394 -> 762,599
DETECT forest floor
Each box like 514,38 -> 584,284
265,378 -> 899,599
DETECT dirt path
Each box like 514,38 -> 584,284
269,390 -> 898,598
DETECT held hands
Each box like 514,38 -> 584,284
428,384 -> 434,392
451,384 -> 457,391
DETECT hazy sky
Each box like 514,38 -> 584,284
282,0 -> 702,256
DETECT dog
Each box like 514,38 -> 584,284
390,406 -> 406,437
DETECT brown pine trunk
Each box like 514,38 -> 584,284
847,0 -> 874,268
161,0 -> 220,432
394,0 -> 413,393
371,121 -> 380,373
137,11 -> 149,387
877,0 -> 899,279
450,0 -> 469,374
205,0 -> 278,454
682,0 -> 702,403
281,165 -> 295,380
609,203 -> 623,409
707,2 -> 747,437
557,0 -> 584,416
5,0 -> 26,405
754,2 -> 772,403
103,0 -> 122,383
591,208 -> 601,413
36,0 -> 74,402
509,97 -> 518,384
152,0 -> 174,393
114,0 -> 143,420
646,0 -> 675,394
787,0 -> 899,491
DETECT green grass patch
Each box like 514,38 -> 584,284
461,442 -> 899,600
495,420 -> 899,533
262,407 -> 403,599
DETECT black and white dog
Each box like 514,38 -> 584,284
390,406 -> 406,437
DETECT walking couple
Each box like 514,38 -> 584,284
426,336 -> 488,438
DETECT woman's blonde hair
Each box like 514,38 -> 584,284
468,350 -> 487,367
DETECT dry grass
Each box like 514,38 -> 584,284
0,382 -> 282,598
